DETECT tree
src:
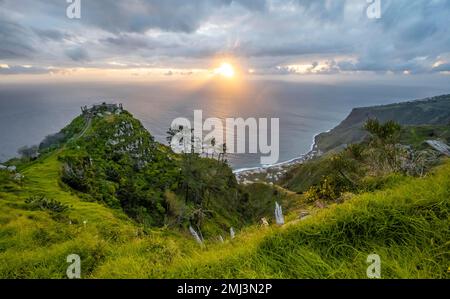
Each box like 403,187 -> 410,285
219,143 -> 227,162
210,137 -> 216,159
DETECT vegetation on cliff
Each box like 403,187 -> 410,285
314,94 -> 450,154
0,100 -> 449,279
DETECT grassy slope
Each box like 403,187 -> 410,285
0,153 -> 197,278
163,160 -> 450,278
283,124 -> 450,193
0,151 -> 449,278
280,157 -> 333,193
400,125 -> 450,149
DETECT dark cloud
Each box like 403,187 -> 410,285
0,17 -> 35,59
0,0 -> 449,75
101,34 -> 168,52
230,0 -> 267,12
241,41 -> 350,58
294,0 -> 346,21
33,29 -> 72,41
65,47 -> 90,62
75,0 -> 267,34
0,65 -> 50,75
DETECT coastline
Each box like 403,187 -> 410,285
233,131 -> 324,184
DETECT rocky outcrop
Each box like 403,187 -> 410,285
426,140 -> 450,156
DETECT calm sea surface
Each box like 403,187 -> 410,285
1,80 -> 449,169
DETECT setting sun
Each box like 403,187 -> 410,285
215,63 -> 235,78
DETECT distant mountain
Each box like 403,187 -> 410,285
315,94 -> 450,154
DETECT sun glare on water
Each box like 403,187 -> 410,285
215,63 -> 235,78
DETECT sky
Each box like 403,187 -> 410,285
0,0 -> 450,82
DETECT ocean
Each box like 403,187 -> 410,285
1,80 -> 449,170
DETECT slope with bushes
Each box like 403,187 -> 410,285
0,103 -> 449,278
1,154 -> 448,278
314,94 -> 450,154
282,119 -> 445,196
159,160 -> 450,278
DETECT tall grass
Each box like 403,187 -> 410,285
160,161 -> 450,278
0,153 -> 448,278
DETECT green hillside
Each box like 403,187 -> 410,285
315,95 -> 450,154
0,103 -> 449,278
165,161 -> 450,278
282,123 -> 450,194
1,152 -> 448,278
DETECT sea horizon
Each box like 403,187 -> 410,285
2,80 -> 449,169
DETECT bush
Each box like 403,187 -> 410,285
25,195 -> 71,213
304,176 -> 342,203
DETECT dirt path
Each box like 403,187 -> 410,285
77,116 -> 92,139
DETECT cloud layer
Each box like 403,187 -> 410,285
0,0 -> 449,76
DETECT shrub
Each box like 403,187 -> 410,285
25,195 -> 71,213
364,119 -> 402,172
304,176 -> 342,203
